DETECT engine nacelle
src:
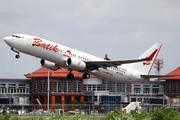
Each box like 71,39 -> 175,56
40,59 -> 59,71
66,58 -> 86,70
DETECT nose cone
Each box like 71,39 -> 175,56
4,36 -> 12,44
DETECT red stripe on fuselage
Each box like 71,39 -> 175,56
63,54 -> 71,58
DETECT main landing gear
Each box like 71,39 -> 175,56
67,71 -> 74,79
67,70 -> 90,79
11,48 -> 20,59
83,73 -> 90,79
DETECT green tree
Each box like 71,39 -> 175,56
152,107 -> 180,120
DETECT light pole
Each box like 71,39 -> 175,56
47,69 -> 50,114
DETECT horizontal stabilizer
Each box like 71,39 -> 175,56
141,75 -> 175,79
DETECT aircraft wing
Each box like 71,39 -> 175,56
85,58 -> 150,70
141,75 -> 175,79
85,49 -> 157,70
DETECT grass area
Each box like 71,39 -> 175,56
0,112 -> 105,120
17,117 -> 104,120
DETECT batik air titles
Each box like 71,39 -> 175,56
4,34 -> 173,83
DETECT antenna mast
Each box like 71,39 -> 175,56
154,59 -> 163,75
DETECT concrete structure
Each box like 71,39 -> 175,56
0,78 -> 31,105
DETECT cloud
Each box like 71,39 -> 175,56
0,0 -> 180,78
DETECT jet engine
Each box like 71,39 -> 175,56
66,58 -> 86,70
40,59 -> 59,71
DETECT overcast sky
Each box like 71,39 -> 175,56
0,0 -> 180,78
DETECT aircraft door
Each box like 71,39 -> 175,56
26,37 -> 32,46
129,73 -> 133,80
26,37 -> 32,53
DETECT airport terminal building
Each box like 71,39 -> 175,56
0,65 -> 180,112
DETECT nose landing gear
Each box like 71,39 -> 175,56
11,48 -> 20,59
15,54 -> 20,59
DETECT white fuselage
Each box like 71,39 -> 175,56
4,34 -> 148,83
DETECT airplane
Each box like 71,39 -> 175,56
4,34 -> 173,83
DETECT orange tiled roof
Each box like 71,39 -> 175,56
160,66 -> 180,80
25,67 -> 97,78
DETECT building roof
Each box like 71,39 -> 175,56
160,66 -> 180,80
25,67 -> 97,78
0,78 -> 31,82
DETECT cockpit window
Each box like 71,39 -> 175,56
12,35 -> 21,38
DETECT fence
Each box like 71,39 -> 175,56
0,103 -> 122,116
0,102 -> 172,116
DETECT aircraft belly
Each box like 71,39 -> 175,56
91,69 -> 129,82
90,67 -> 145,83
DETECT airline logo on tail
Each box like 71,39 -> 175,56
143,60 -> 151,65
143,49 -> 158,66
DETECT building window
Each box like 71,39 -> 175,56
83,84 -> 101,91
103,80 -> 110,91
9,84 -> 15,86
174,82 -> 179,93
0,88 -> 6,93
94,96 -> 98,101
84,96 -> 92,102
53,79 -> 62,92
18,88 -> 26,93
83,85 -> 87,91
134,85 -> 141,94
34,81 -> 38,92
0,84 -> 5,86
88,85 -> 91,91
58,82 -> 62,92
74,80 -> 81,92
19,84 -> 26,86
64,81 -> 72,92
40,81 -> 45,92
143,85 -> 150,94
54,82 -> 57,92
93,85 -> 96,91
14,88 -> 16,93
8,87 -> 15,93
26,88 -> 30,93
152,85 -> 159,94
113,82 -> 120,93
167,81 -> 172,93
122,83 -> 130,93
97,85 -> 101,91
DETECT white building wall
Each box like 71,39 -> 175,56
83,78 -> 102,85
